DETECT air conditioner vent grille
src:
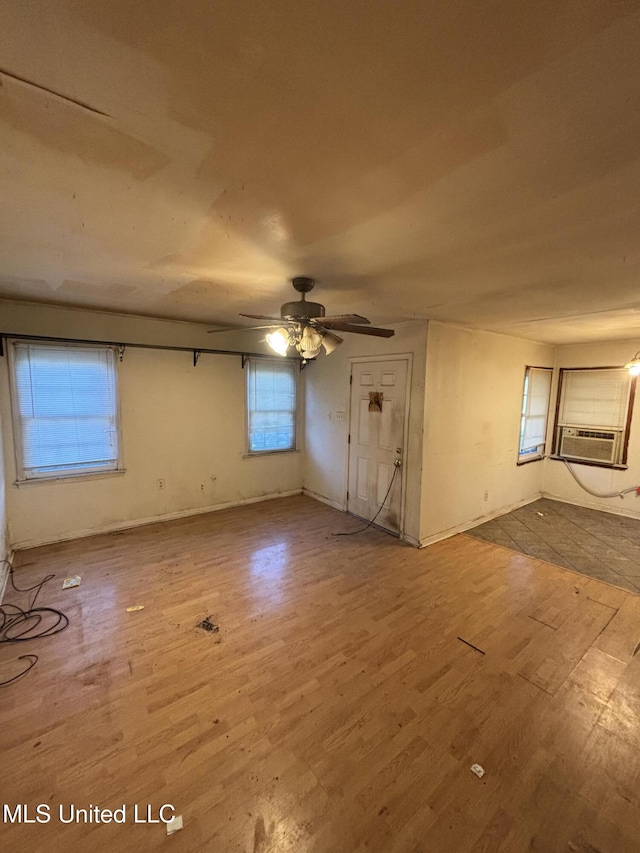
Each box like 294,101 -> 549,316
575,429 -> 615,440
559,426 -> 619,464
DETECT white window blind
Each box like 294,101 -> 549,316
12,342 -> 119,479
247,359 -> 297,453
520,367 -> 552,452
559,368 -> 630,428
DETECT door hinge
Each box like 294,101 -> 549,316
348,434 -> 351,444
346,490 -> 349,500
350,374 -> 353,385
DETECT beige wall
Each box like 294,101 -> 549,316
3,297 -> 638,555
542,339 -> 640,518
303,321 -> 428,544
0,402 -> 7,562
420,322 -> 554,544
0,300 -> 302,548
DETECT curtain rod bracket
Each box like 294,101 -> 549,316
242,354 -> 248,369
117,344 -> 126,362
193,349 -> 201,367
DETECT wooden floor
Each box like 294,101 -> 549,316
2,495 -> 640,852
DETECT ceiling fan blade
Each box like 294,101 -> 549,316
207,324 -> 282,333
239,313 -> 284,322
316,314 -> 370,325
313,327 -> 344,354
320,322 -> 395,338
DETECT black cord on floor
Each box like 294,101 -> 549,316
0,559 -> 69,687
333,464 -> 399,536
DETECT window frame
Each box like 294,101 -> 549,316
517,365 -> 553,465
8,339 -> 124,483
244,357 -> 299,457
551,366 -> 636,469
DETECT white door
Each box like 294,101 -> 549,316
347,359 -> 409,534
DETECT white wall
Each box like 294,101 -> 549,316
420,322 -> 554,544
542,339 -> 640,519
303,321 -> 428,544
0,300 -> 303,548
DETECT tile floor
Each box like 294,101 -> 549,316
466,497 -> 640,594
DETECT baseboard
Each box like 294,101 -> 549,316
10,490 -> 304,551
302,487 -> 346,512
0,548 -> 14,603
541,491 -> 640,521
417,494 -> 542,548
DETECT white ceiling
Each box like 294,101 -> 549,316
1,0 -> 640,344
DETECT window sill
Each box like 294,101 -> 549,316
243,449 -> 300,459
517,455 -> 544,466
14,469 -> 126,487
549,455 -> 628,471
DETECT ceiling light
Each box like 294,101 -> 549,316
266,327 -> 290,356
297,326 -> 323,360
321,331 -> 343,355
624,351 -> 640,376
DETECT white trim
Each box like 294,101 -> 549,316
417,495 -> 542,548
0,549 -> 12,603
9,489 -> 303,551
302,487 -> 346,512
14,469 -> 126,487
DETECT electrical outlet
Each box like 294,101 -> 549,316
157,478 -> 165,490
335,411 -> 345,421
483,490 -> 489,502
200,483 -> 205,492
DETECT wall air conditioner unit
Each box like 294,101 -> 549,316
558,426 -> 619,464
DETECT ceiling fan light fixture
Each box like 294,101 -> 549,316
321,331 -> 343,355
266,327 -> 290,356
297,326 -> 323,359
624,351 -> 640,375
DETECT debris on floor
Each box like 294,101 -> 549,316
457,636 -> 486,655
126,605 -> 144,612
166,814 -> 183,836
536,511 -> 545,517
62,576 -> 81,589
470,763 -> 485,778
197,616 -> 219,633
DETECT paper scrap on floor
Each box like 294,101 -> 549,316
166,815 -> 183,835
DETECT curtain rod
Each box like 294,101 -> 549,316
0,332 -> 300,368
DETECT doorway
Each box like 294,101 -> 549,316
347,358 -> 410,535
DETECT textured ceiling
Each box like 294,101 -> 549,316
1,0 -> 640,343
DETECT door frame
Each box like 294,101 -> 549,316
346,353 -> 413,537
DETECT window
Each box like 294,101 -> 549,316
9,341 -> 121,480
553,367 -> 634,467
246,358 -> 297,453
518,366 -> 552,463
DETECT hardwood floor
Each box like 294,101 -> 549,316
2,495 -> 640,852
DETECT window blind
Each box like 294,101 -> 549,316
12,343 -> 119,479
559,368 -> 629,429
521,368 -> 552,451
247,359 -> 296,452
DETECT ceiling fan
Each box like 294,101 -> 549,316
208,276 -> 394,361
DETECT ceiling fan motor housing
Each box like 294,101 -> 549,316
281,300 -> 325,320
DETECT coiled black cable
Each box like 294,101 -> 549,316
0,559 -> 69,687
